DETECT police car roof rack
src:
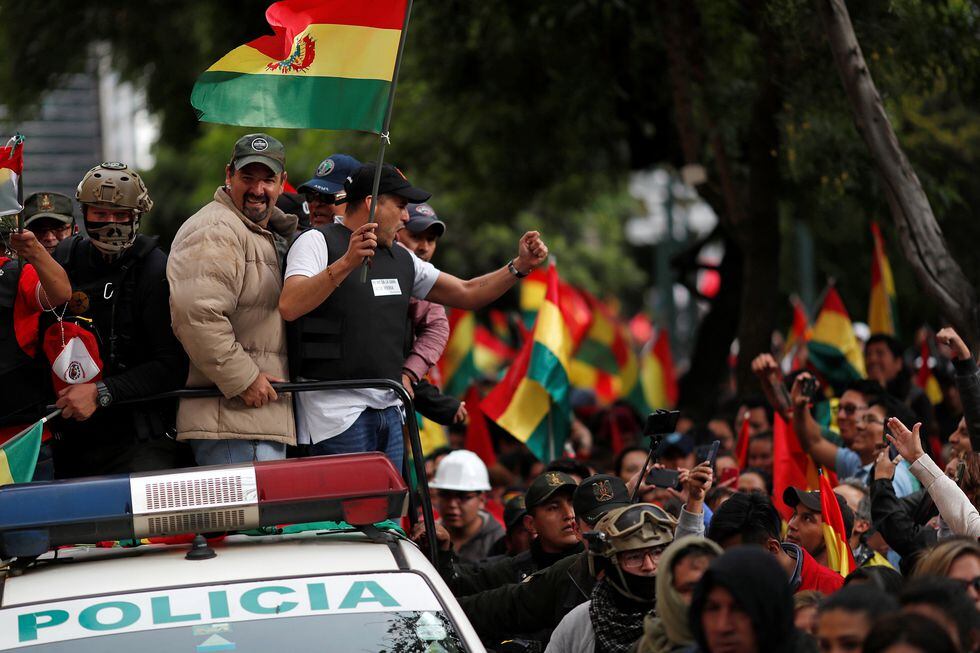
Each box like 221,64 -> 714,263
9,380 -> 439,564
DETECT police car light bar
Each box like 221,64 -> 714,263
0,453 -> 408,559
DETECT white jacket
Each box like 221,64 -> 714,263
909,454 -> 980,538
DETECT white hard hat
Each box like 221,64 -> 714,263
429,450 -> 491,492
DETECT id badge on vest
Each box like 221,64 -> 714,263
371,278 -> 402,297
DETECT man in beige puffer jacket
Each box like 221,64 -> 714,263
167,133 -> 298,465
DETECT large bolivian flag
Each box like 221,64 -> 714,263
191,0 -> 408,132
483,262 -> 572,462
868,222 -> 897,336
570,294 -> 635,404
808,288 -> 866,393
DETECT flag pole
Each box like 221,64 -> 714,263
2,408 -> 59,451
360,0 -> 416,283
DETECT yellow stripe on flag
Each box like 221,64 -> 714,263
0,449 -> 14,486
533,301 -> 573,367
496,377 -> 551,442
208,24 -> 402,80
442,312 -> 475,383
812,311 -> 866,377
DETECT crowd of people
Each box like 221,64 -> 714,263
2,132 -> 980,652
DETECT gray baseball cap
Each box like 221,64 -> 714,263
230,133 -> 285,175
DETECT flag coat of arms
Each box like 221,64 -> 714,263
192,0 -> 408,132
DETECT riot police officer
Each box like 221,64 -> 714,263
46,162 -> 188,477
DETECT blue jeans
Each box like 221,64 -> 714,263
189,439 -> 286,466
309,406 -> 404,472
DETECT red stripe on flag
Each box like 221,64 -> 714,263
464,385 -> 497,467
772,414 -> 813,520
248,0 -> 408,59
0,144 -> 23,174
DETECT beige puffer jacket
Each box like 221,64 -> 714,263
167,188 -> 298,443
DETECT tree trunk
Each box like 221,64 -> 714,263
816,0 -> 980,349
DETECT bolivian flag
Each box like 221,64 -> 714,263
191,0 -> 408,132
438,312 -> 516,398
519,270 -> 592,347
626,329 -> 678,414
0,420 -> 41,486
570,294 -> 635,404
483,262 -> 572,462
808,288 -> 866,394
819,469 -> 857,576
868,222 -> 898,336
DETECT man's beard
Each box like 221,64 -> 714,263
242,194 -> 270,222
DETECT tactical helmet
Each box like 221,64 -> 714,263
76,162 -> 152,255
588,503 -> 677,602
76,162 -> 153,212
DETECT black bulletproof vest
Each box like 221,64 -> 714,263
43,235 -> 155,376
0,258 -> 48,426
290,223 -> 415,382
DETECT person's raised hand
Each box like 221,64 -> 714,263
514,231 -> 548,273
751,353 -> 781,384
885,417 -> 925,463
680,461 -> 714,503
8,230 -> 45,262
238,372 -> 281,408
937,327 -> 972,362
789,372 -> 816,409
453,401 -> 468,424
874,448 -> 898,480
342,222 -> 378,266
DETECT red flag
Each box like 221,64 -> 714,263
772,414 -> 814,520
735,412 -> 751,470
464,385 -> 496,467
819,469 -> 857,576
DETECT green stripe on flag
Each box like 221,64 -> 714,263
525,342 -> 571,461
446,351 -> 480,398
191,72 -> 391,132
0,420 -> 42,485
808,341 -> 863,394
574,338 -> 620,375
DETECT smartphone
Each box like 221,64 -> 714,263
882,422 -> 899,459
800,376 -> 817,398
704,440 -> 721,468
719,467 -> 740,486
645,468 -> 681,490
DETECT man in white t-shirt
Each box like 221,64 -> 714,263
279,163 -> 548,471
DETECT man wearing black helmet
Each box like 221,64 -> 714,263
45,162 -> 188,477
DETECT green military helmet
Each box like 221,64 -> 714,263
588,503 -> 677,603
76,162 -> 153,213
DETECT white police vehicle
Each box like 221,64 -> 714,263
0,452 -> 483,652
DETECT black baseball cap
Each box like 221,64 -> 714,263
524,471 -> 578,510
344,163 -> 430,205
23,192 -> 74,227
503,494 -> 528,529
231,133 -> 285,175
782,486 -> 854,536
405,203 -> 446,236
573,474 -> 632,526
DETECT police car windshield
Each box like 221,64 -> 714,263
7,611 -> 464,652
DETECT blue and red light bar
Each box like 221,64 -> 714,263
0,453 -> 407,559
